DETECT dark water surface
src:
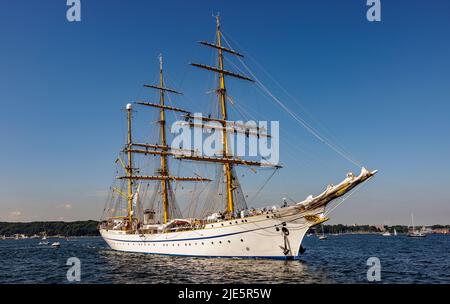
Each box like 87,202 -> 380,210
1,234 -> 449,283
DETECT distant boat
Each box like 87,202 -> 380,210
51,242 -> 61,247
393,228 -> 397,236
408,231 -> 426,237
319,225 -> 327,240
408,213 -> 426,238
382,231 -> 391,236
39,241 -> 49,245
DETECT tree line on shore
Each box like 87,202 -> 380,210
0,220 -> 99,237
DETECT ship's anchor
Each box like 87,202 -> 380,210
279,227 -> 292,255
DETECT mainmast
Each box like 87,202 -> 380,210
188,14 -> 279,217
126,103 -> 133,225
158,54 -> 170,224
215,15 -> 234,215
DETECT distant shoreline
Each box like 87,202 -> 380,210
1,220 -> 449,238
0,220 -> 99,238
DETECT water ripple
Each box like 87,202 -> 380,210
0,234 -> 449,283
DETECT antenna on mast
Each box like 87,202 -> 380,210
214,12 -> 220,28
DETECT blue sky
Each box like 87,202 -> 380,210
1,0 -> 449,225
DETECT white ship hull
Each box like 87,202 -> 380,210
100,168 -> 376,259
101,207 -> 324,260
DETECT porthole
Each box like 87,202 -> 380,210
241,239 -> 244,242
235,221 -> 238,224
211,242 -> 214,245
221,223 -> 224,226
219,241 -> 222,244
228,240 -> 231,243
202,242 -> 204,245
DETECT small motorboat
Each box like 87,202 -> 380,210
51,242 -> 61,247
39,241 -> 49,245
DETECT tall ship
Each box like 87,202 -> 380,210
99,16 -> 377,259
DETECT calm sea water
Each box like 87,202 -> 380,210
0,234 -> 449,284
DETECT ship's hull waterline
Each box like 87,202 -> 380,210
100,207 -> 325,260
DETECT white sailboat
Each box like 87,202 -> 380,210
319,225 -> 327,240
408,213 -> 426,237
99,16 -> 377,259
393,228 -> 397,236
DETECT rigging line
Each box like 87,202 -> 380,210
221,32 -> 349,151
164,89 -> 178,124
164,75 -> 199,115
246,168 -> 278,204
229,99 -> 252,124
240,59 -> 361,167
226,54 -> 328,163
226,56 -> 344,167
222,32 -> 353,158
220,32 -> 362,168
324,176 -> 372,217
